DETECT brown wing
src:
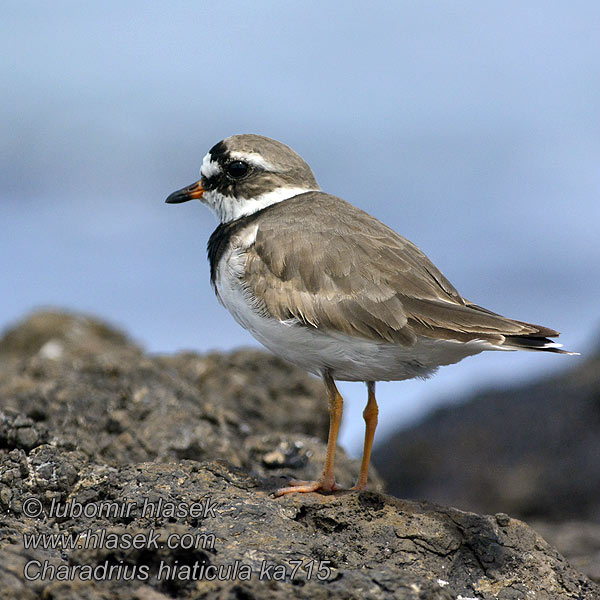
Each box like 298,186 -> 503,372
243,192 -> 559,346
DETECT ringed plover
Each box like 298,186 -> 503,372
166,134 -> 574,496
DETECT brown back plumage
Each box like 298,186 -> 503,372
235,192 -> 564,351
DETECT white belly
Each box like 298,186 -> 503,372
214,251 -> 500,382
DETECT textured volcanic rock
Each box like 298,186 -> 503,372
2,450 -> 598,600
0,310 -> 355,483
530,520 -> 600,584
0,310 -> 597,599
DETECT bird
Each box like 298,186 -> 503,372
166,133 -> 575,496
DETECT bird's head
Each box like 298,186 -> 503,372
166,134 -> 320,223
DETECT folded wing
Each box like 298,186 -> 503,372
243,192 -> 565,352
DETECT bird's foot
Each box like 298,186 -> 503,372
350,481 -> 367,492
274,476 -> 343,496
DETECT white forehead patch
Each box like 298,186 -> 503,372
200,152 -> 222,179
229,151 -> 278,172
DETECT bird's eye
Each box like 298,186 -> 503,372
226,161 -> 249,179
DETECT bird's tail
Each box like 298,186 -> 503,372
502,334 -> 578,355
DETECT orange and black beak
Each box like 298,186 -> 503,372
165,180 -> 204,204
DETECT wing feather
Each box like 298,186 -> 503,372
241,192 -> 558,346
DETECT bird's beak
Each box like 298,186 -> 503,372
165,180 -> 204,204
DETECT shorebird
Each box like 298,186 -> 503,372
166,134 -> 573,496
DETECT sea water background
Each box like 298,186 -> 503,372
2,2 -> 599,456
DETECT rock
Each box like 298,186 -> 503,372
0,310 -> 340,482
0,310 -> 597,599
0,413 -> 49,451
0,449 -> 598,599
530,521 -> 600,584
373,348 -> 600,524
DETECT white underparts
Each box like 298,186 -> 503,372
218,281 -> 498,382
213,239 -> 501,382
203,186 -> 318,223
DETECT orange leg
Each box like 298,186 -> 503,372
352,381 -> 378,491
275,372 -> 344,496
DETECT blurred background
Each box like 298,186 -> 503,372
2,1 -> 599,456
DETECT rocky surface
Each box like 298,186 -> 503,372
0,310 -> 333,473
531,520 -> 600,584
0,310 -> 598,599
373,340 -> 600,584
372,347 -> 600,524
